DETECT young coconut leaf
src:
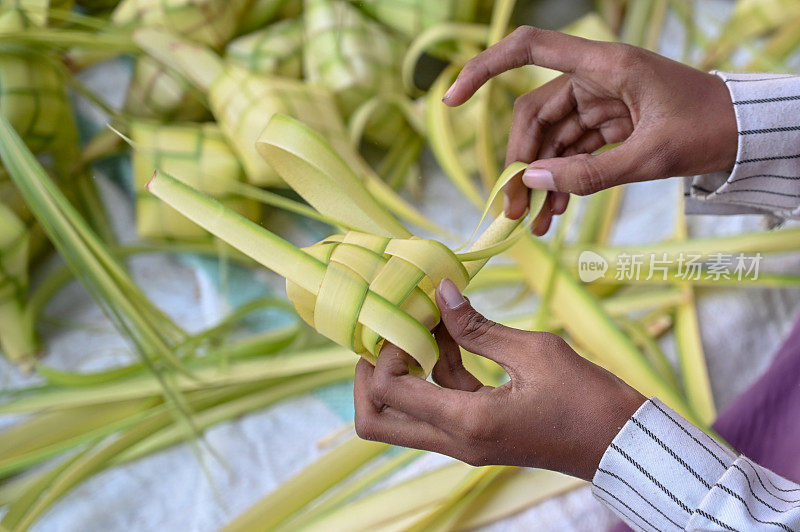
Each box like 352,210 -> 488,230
224,436 -> 390,532
673,194 -> 716,425
0,349 -> 355,530
0,113 -> 201,451
700,0 -> 800,69
277,449 -> 424,531
560,225 -> 800,268
351,0 -> 479,41
0,9 -> 110,364
275,462 -> 582,532
472,0 -> 515,190
1,0 -> 74,26
1,376 -> 339,531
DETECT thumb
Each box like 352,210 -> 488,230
435,279 -> 524,371
522,137 -> 659,196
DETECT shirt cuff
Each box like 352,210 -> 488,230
687,71 -> 800,220
592,397 -> 737,532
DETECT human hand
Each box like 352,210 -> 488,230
444,26 -> 738,235
354,279 -> 646,481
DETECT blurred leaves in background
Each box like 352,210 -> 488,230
1,0 -> 799,530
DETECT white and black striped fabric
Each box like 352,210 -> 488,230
592,398 -> 800,531
685,71 -> 800,220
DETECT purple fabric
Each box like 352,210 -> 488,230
610,313 -> 800,532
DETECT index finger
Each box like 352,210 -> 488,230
372,344 -> 478,432
443,26 -> 595,107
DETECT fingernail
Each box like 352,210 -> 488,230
522,168 -> 555,190
442,84 -> 455,102
503,194 -> 510,215
438,278 -> 466,309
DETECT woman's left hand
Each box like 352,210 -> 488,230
353,279 -> 645,481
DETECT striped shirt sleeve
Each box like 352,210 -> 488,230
592,397 -> 800,531
685,71 -> 800,220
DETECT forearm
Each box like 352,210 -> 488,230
593,398 -> 800,531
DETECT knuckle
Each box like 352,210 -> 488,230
512,95 -> 529,114
513,25 -> 538,40
610,43 -> 644,71
460,412 -> 485,440
455,310 -> 496,344
527,331 -> 569,352
549,138 -> 568,157
371,375 -> 392,407
570,154 -> 606,195
462,56 -> 484,76
511,25 -> 537,48
354,415 -> 377,441
461,449 -> 490,467
512,26 -> 541,64
461,58 -> 490,91
458,400 -> 493,440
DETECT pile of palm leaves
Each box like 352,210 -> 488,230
1,0 -> 800,530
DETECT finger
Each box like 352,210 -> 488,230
562,129 -> 607,157
444,26 -> 599,106
356,404 -> 456,453
371,343 -> 475,430
551,192 -> 570,215
355,357 -> 462,452
505,76 -> 571,165
355,357 -> 380,414
504,76 -> 571,219
435,279 -> 526,373
522,132 -> 661,195
432,324 -> 485,392
546,128 -> 605,219
503,173 -> 530,220
364,406 -> 455,452
538,110 -> 588,160
531,196 -> 554,236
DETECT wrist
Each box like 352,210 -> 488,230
574,378 -> 646,481
707,74 -> 738,173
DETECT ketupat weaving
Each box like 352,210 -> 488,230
3,0 -> 800,530
225,18 -> 304,77
130,121 -> 259,241
148,114 -> 541,377
303,0 -> 403,113
0,203 -> 32,365
0,10 -> 74,155
111,0 -> 249,49
124,56 -> 209,121
134,26 -> 442,234
134,27 -> 366,187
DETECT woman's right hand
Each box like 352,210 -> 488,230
443,26 -> 739,234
